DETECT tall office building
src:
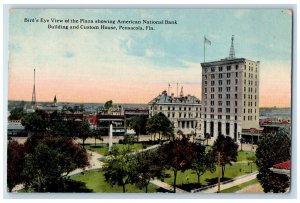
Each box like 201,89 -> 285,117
200,36 -> 260,142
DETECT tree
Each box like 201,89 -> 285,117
90,129 -> 104,146
104,100 -> 113,110
212,134 -> 238,179
131,150 -> 164,193
7,140 -> 25,192
75,120 -> 91,148
191,144 -> 216,186
22,136 -> 89,192
103,148 -> 135,193
256,129 -> 291,193
146,112 -> 174,141
8,107 -> 25,120
128,115 -> 148,140
158,137 -> 196,192
21,111 -> 50,134
204,133 -> 211,146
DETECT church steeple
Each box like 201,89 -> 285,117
53,95 -> 57,106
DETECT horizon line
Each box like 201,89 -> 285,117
8,99 -> 292,109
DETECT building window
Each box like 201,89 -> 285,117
204,81 -> 207,86
235,101 -> 238,106
235,65 -> 238,70
211,74 -> 215,79
226,87 -> 231,92
235,79 -> 238,84
211,108 -> 214,113
227,80 -> 231,85
211,81 -> 215,86
167,113 -> 170,117
211,67 -> 215,72
227,73 -> 231,78
226,94 -> 230,99
235,108 -> 237,113
218,108 -> 222,113
218,94 -> 222,99
218,115 -> 222,119
219,73 -> 223,78
219,80 -> 222,85
218,87 -> 222,92
226,123 -> 230,135
226,101 -> 230,106
226,116 -> 230,120
179,113 -> 182,117
168,106 -> 170,110
173,107 -> 175,111
184,107 -> 186,111
204,68 -> 207,73
179,107 -> 182,110
211,94 -> 214,99
219,66 -> 223,71
211,87 -> 215,92
172,113 -> 175,117
218,101 -> 222,106
160,106 -> 162,110
184,113 -> 186,118
189,107 -> 191,111
211,101 -> 215,106
235,87 -> 238,92
235,94 -> 238,99
204,75 -> 207,79
226,108 -> 230,113
210,115 -> 214,119
227,66 -> 231,71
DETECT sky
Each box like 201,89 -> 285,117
8,9 -> 292,107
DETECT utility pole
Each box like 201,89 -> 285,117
217,152 -> 221,193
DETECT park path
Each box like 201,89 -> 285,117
191,171 -> 258,193
67,149 -> 104,176
150,179 -> 188,193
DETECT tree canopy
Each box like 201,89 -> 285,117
158,137 -> 196,192
103,148 -> 135,193
9,107 -> 26,120
104,100 -> 113,110
146,112 -> 174,141
7,140 -> 25,192
256,129 -> 291,193
22,136 -> 89,192
191,144 -> 215,186
212,134 -> 238,179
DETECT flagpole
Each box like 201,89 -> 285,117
204,36 -> 206,62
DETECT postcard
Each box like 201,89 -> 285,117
7,8 -> 292,194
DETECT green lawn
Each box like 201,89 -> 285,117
163,162 -> 257,191
70,170 -> 160,193
237,150 -> 256,162
84,143 -> 148,156
221,178 -> 259,193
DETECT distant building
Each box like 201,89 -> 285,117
200,36 -> 260,142
8,120 -> 27,137
148,89 -> 202,135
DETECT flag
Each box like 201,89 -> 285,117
204,36 -> 211,45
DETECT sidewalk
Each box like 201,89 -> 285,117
150,179 -> 188,193
191,172 -> 258,193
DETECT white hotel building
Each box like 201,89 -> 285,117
200,36 -> 260,142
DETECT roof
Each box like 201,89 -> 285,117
273,160 -> 290,170
148,92 -> 201,105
